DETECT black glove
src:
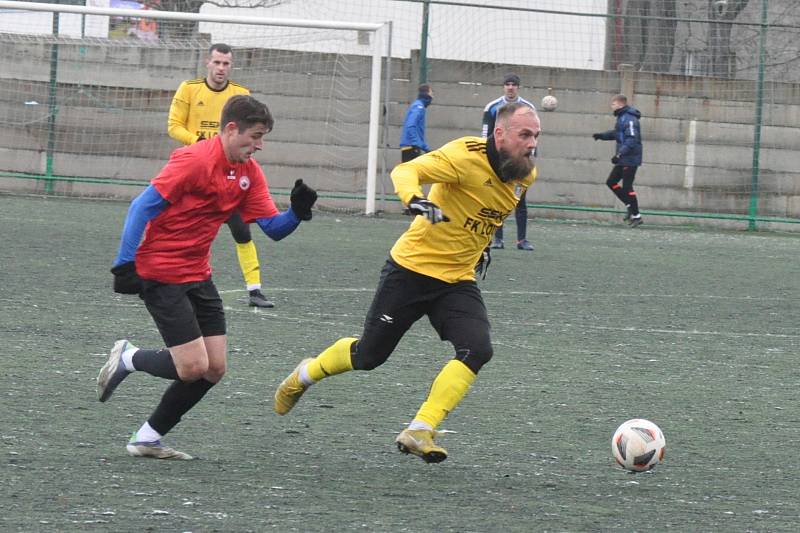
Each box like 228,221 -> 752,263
406,196 -> 449,224
592,133 -> 602,140
611,154 -> 621,165
475,247 -> 492,280
290,179 -> 317,221
111,261 -> 142,295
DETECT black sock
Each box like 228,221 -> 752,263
132,348 -> 179,380
627,195 -> 640,216
148,379 -> 216,436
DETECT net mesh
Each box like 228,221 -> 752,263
0,8 -> 379,211
0,0 -> 798,225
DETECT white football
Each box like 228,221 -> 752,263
541,94 -> 558,111
612,418 -> 666,472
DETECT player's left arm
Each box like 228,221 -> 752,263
243,168 -> 317,240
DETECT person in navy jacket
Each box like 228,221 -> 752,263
399,84 -> 433,162
593,94 -> 644,227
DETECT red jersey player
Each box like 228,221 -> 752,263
96,95 -> 317,459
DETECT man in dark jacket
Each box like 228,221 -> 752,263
399,84 -> 433,162
593,94 -> 643,227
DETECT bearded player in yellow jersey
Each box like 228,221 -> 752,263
168,43 -> 273,308
274,103 -> 540,463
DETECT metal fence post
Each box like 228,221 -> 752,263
418,0 -> 430,84
748,0 -> 769,231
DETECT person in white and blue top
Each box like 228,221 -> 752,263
482,73 -> 536,251
400,84 -> 433,162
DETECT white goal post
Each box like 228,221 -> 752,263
0,0 -> 386,214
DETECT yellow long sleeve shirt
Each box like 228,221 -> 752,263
390,136 -> 536,283
167,79 -> 250,145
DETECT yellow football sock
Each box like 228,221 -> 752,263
235,241 -> 261,290
414,359 -> 476,430
306,337 -> 357,382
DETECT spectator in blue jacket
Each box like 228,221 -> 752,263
593,94 -> 644,227
399,84 -> 433,162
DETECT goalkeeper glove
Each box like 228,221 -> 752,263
592,133 -> 602,140
406,196 -> 449,224
475,247 -> 491,280
290,179 -> 317,221
611,154 -> 621,164
111,261 -> 142,295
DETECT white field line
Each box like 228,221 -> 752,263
493,321 -> 799,340
219,287 -> 795,302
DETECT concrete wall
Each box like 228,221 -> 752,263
1,36 -> 798,228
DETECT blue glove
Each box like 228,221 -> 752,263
611,154 -> 621,165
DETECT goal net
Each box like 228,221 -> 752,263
0,1 -> 385,214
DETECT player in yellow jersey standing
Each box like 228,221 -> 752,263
168,43 -> 274,308
273,103 -> 540,463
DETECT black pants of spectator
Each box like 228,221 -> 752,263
495,190 -> 528,242
606,165 -> 640,216
401,146 -> 423,162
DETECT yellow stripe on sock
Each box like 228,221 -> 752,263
306,337 -> 357,382
414,359 -> 476,430
236,241 -> 261,288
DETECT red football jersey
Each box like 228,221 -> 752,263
136,136 -> 279,283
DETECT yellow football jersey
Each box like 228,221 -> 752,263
390,136 -> 537,283
167,79 -> 250,145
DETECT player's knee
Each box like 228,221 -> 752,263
454,342 -> 493,374
205,361 -> 227,383
350,340 -> 391,371
176,359 -> 210,381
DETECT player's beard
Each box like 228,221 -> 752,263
498,148 -> 534,182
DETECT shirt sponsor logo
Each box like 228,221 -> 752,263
463,207 -> 509,236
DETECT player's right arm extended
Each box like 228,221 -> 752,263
113,185 -> 168,266
167,84 -> 198,145
392,143 -> 460,223
391,142 -> 460,204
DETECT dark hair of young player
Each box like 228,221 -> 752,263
220,95 -> 274,134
